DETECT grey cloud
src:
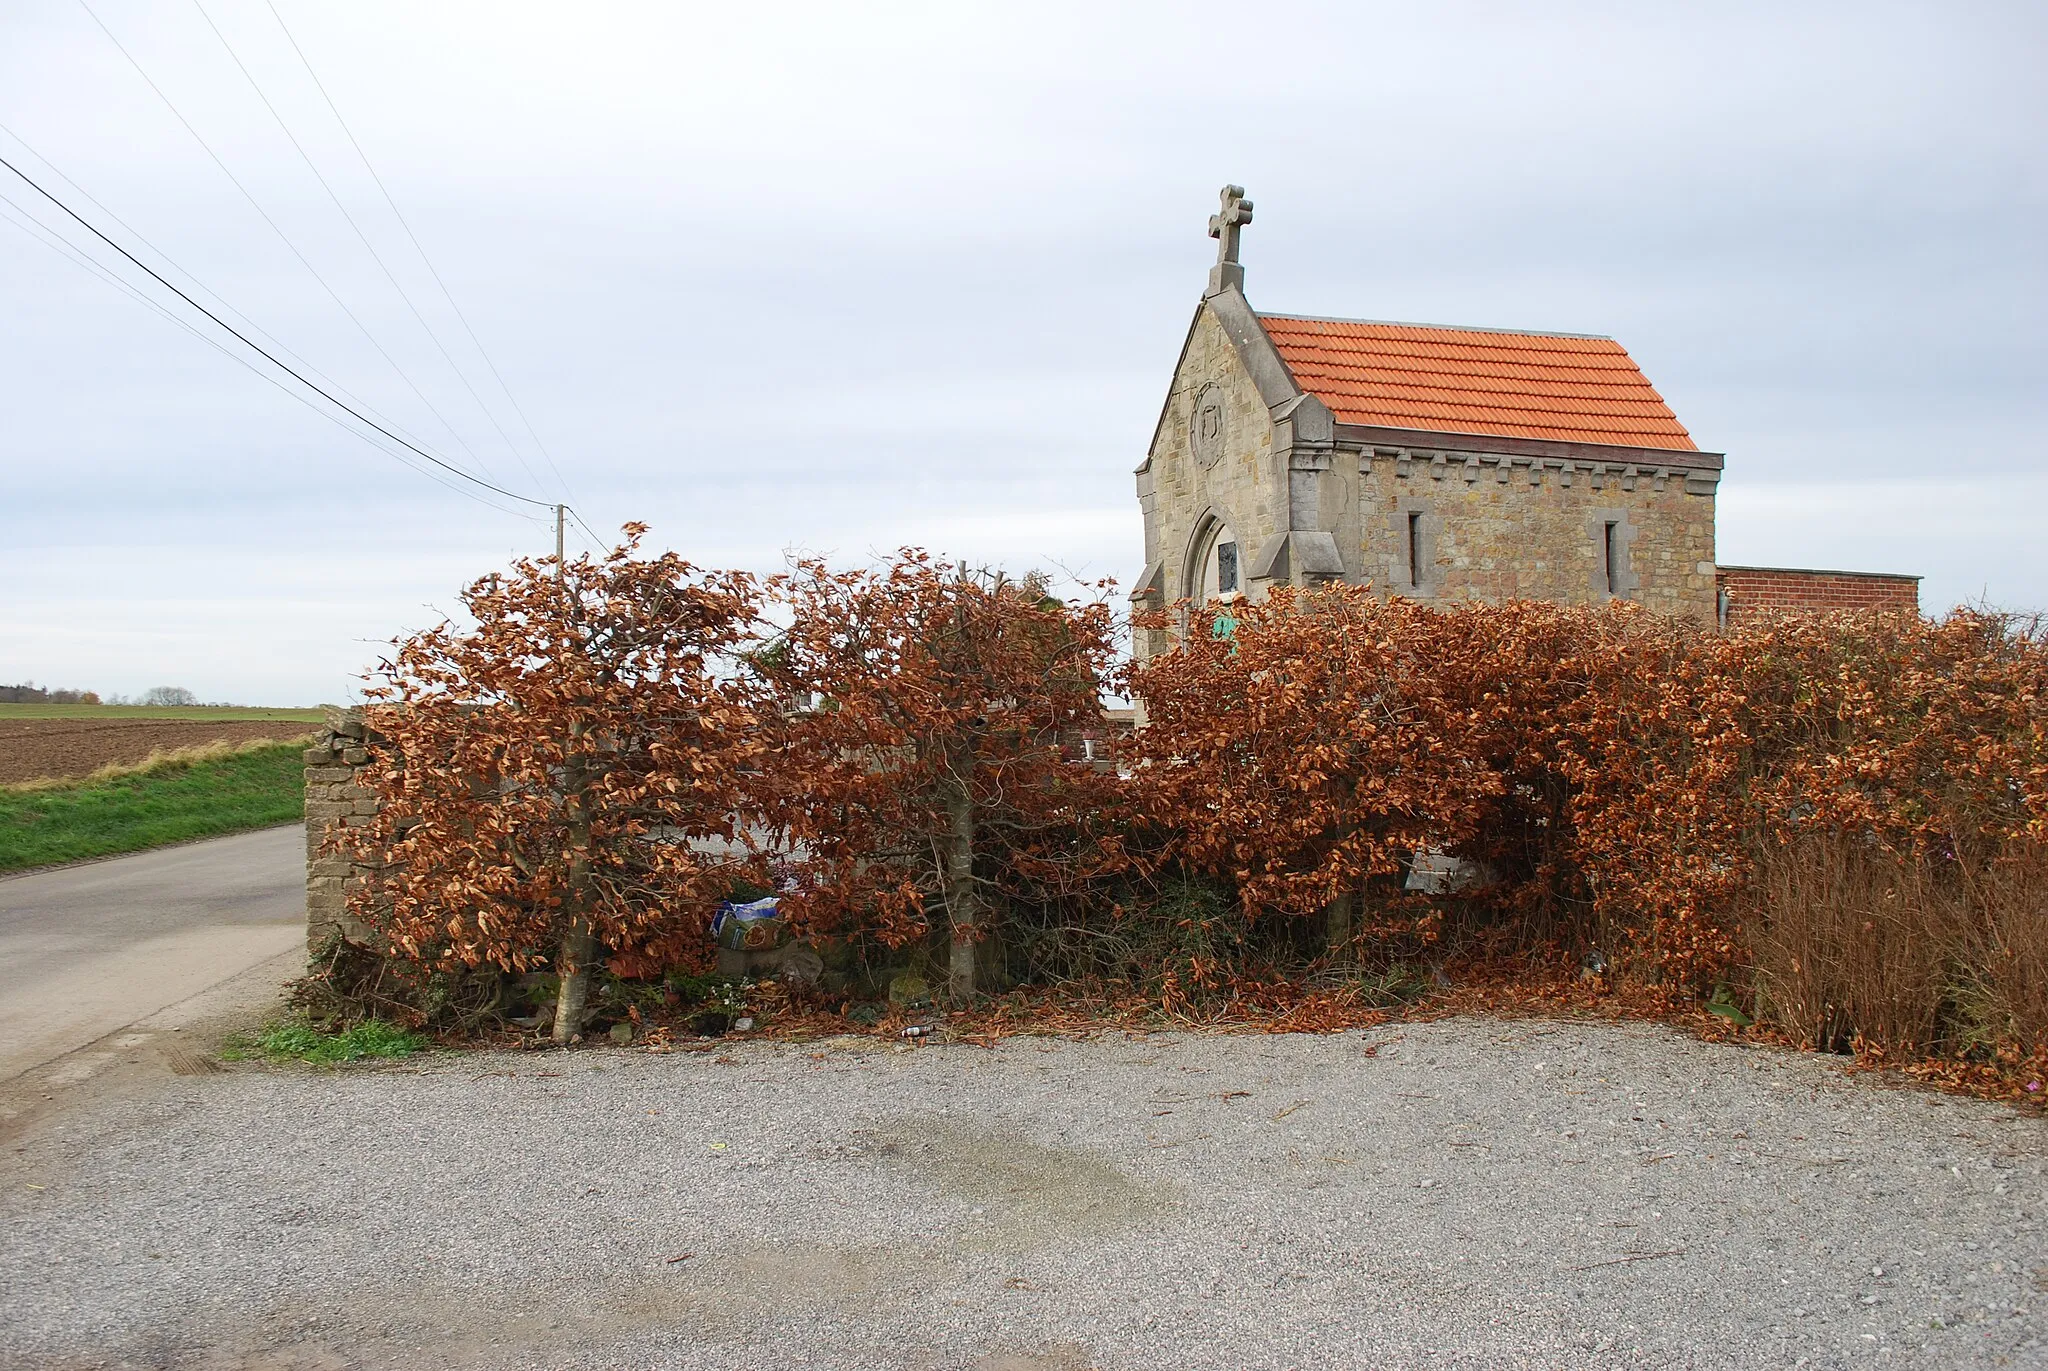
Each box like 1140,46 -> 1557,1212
2,0 -> 2041,701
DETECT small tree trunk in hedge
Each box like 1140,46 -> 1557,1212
942,773 -> 979,1003
552,917 -> 597,1045
1324,889 -> 1355,959
553,750 -> 596,1046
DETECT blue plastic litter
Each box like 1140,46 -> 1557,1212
711,897 -> 786,951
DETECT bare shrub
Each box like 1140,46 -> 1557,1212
1743,834 -> 1958,1052
1968,850 -> 2048,1059
1742,835 -> 2048,1060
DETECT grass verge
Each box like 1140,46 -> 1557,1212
0,738 -> 307,871
221,1017 -> 426,1064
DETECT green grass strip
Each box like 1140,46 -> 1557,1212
0,740 -> 307,872
227,1017 -> 425,1064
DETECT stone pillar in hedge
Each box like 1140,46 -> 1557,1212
303,705 -> 386,954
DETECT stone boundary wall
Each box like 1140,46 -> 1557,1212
1716,565 -> 1921,627
303,706 -> 386,954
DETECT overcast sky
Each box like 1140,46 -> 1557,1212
3,1 -> 2042,705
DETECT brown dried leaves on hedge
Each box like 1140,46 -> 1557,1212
340,524 -> 769,982
337,534 -> 2047,1103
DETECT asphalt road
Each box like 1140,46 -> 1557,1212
0,825 -> 304,1082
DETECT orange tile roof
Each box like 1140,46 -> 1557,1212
1257,314 -> 1698,452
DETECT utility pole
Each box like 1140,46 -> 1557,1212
549,497 -> 593,1045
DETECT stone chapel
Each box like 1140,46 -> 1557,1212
1130,187 -> 1918,649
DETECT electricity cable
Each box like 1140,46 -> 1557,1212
0,187 -> 544,518
1,151 -> 558,512
77,0 -> 504,488
566,506 -> 611,551
0,190 -> 540,518
0,119 -> 462,470
263,0 -> 578,506
191,0 -> 547,496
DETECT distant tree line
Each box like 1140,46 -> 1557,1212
0,682 -> 101,705
0,684 -> 221,707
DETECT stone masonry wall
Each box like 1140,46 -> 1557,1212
303,706 -> 385,953
1363,447 -> 1719,622
1139,305 -> 1280,606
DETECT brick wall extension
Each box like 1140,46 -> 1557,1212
303,706 -> 386,954
1716,565 -> 1921,628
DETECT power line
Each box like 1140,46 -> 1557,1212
191,0 -> 549,498
0,119 -> 464,471
0,188 -> 542,518
0,190 -> 540,517
1,152 -> 558,512
566,505 -> 611,551
77,0 -> 504,489
264,0 -> 578,507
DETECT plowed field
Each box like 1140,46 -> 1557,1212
0,719 -> 317,786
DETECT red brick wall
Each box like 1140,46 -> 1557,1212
1716,565 -> 1920,627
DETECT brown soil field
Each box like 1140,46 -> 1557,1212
0,719 -> 318,786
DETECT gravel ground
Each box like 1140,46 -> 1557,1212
2,1018 -> 2043,1371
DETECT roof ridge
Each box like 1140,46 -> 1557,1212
1257,311 -> 1614,342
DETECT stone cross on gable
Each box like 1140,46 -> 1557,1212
1206,184 -> 1253,295
1209,184 -> 1254,263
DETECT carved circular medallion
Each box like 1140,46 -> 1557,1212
1190,382 -> 1227,469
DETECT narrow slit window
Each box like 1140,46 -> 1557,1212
1407,512 -> 1423,589
1603,521 -> 1619,595
1216,540 -> 1238,594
